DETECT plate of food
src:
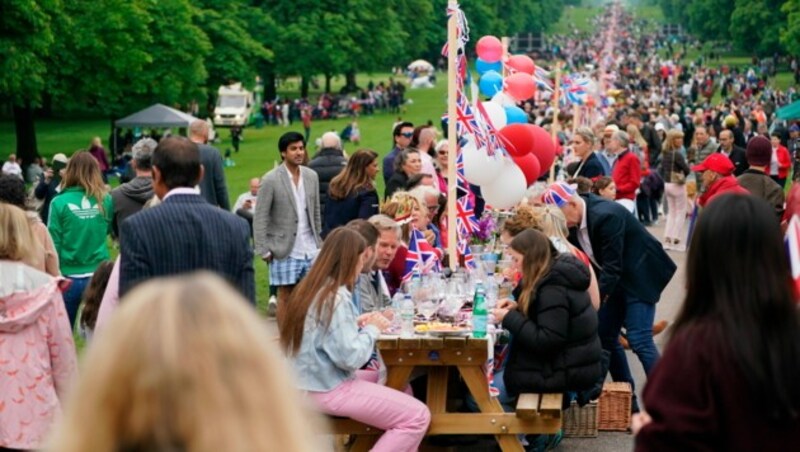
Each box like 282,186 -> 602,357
415,321 -> 471,336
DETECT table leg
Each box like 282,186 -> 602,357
385,365 -> 414,391
458,365 -> 524,452
426,367 -> 449,414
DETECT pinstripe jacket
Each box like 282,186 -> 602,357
253,164 -> 322,260
118,193 -> 255,303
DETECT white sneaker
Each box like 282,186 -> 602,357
267,295 -> 278,317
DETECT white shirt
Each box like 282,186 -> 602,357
233,192 -> 257,213
162,187 -> 200,201
2,161 -> 22,178
771,147 -> 780,176
286,166 -> 318,260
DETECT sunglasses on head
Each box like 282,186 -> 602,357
400,132 -> 414,138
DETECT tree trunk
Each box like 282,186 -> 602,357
344,70 -> 358,93
325,73 -> 332,94
40,92 -> 54,118
14,103 -> 38,164
300,76 -> 309,98
263,65 -> 277,101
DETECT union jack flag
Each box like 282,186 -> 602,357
455,90 -> 478,135
455,146 -> 472,199
457,239 -> 477,270
402,227 -> 441,282
456,195 -> 479,237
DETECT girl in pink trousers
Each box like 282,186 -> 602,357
0,204 -> 78,450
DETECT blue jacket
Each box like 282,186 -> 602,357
574,152 -> 608,179
568,194 -> 676,303
323,187 -> 379,237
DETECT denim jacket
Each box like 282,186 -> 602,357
293,286 -> 380,392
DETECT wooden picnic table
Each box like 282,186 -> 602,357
339,335 -> 562,452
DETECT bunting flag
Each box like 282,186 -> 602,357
785,215 -> 800,300
561,74 -> 591,106
402,227 -> 442,282
455,150 -> 471,199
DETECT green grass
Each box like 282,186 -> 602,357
0,72 -> 448,309
553,5 -> 601,35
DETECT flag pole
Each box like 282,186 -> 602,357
446,0 -> 458,270
549,61 -> 562,183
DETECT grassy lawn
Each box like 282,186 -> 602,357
0,72 -> 448,310
553,5 -> 601,35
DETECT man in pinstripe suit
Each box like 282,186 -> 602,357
119,136 -> 255,303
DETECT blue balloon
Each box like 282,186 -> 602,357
476,58 -> 502,75
504,106 -> 528,124
479,70 -> 503,98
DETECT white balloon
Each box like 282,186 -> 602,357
491,91 -> 517,107
461,139 -> 503,186
478,101 -> 507,129
480,158 -> 528,209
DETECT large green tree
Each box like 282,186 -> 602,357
729,0 -> 784,55
0,0 -> 60,162
782,0 -> 800,56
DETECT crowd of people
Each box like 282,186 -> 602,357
3,2 -> 800,451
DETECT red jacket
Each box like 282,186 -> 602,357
773,145 -> 791,179
698,175 -> 749,207
612,150 -> 641,201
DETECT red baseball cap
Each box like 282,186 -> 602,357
691,153 -> 734,176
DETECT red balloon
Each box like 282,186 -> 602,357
476,36 -> 503,63
506,55 -> 535,75
511,153 -> 541,186
496,123 -> 536,157
504,73 -> 536,101
529,125 -> 556,177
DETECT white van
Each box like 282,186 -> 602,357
213,83 -> 253,127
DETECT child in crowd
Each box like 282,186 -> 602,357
592,176 -> 617,200
78,260 -> 115,340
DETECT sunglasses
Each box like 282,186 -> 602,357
400,132 -> 414,138
437,150 -> 448,155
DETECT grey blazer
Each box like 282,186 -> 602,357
254,164 -> 322,260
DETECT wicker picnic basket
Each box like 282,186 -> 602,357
597,382 -> 632,431
563,400 -> 598,437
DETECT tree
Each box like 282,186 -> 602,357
686,0 -> 731,42
729,0 -> 784,55
0,0 -> 60,162
781,0 -> 800,56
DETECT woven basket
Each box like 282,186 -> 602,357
598,382 -> 632,431
563,400 -> 598,438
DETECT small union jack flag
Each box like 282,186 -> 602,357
456,196 -> 479,237
455,146 -> 473,199
457,239 -> 477,270
402,227 -> 441,282
455,90 -> 478,135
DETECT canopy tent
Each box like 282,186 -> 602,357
408,59 -> 434,72
115,103 -> 200,128
777,99 -> 800,121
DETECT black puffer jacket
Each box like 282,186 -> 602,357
502,254 -> 602,396
308,147 -> 346,215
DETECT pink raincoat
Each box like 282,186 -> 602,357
0,261 -> 77,449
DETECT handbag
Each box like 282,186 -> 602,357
669,152 -> 686,185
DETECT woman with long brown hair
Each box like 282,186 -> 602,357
659,129 -> 691,250
323,149 -> 380,236
51,272 -> 321,452
0,204 -> 77,451
492,228 -> 602,399
47,151 -> 112,328
280,228 -> 430,452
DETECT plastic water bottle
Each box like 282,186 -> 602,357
484,273 -> 498,310
472,282 -> 487,338
400,294 -> 415,338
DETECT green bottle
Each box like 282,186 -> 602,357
472,281 -> 487,338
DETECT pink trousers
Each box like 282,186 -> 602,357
309,373 -> 431,451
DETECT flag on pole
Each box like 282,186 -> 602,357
402,227 -> 441,282
457,239 -> 477,270
456,195 -> 479,236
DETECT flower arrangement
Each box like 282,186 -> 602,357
470,213 -> 497,246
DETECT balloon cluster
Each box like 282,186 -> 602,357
459,35 -> 556,209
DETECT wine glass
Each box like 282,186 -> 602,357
416,297 -> 440,323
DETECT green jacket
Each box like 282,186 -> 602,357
47,186 -> 112,276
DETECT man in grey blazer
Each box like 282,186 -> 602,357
254,131 -> 322,317
189,120 -> 230,210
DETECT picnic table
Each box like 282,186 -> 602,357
332,335 -> 562,451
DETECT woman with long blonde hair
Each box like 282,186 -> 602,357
0,204 -> 77,451
51,272 -> 321,452
659,129 -> 691,250
491,228 -> 601,409
280,228 -> 430,452
323,149 -> 380,235
48,151 -> 112,328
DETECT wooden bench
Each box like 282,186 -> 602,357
328,392 -> 563,450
